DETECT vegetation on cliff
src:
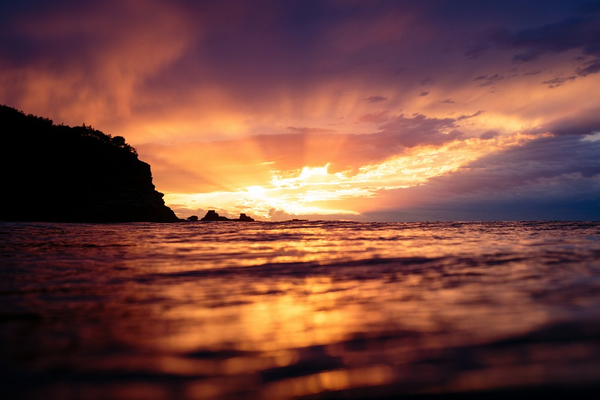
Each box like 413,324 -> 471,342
0,105 -> 179,222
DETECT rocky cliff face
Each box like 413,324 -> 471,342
0,105 -> 179,222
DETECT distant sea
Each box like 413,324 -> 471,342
1,221 -> 600,399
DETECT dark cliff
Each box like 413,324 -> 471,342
0,105 -> 179,222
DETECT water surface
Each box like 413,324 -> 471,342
1,221 -> 600,398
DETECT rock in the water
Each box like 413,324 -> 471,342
0,105 -> 179,223
200,210 -> 229,221
200,210 -> 255,222
239,213 -> 255,222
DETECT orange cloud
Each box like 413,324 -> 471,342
0,0 -> 195,131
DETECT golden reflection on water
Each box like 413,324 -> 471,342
2,221 -> 600,399
260,365 -> 396,399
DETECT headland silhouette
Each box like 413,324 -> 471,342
0,105 -> 179,222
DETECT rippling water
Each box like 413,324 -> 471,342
1,221 -> 600,399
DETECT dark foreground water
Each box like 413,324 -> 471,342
1,221 -> 600,399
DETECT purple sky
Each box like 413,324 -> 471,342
1,0 -> 600,220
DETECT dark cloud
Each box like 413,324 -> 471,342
456,110 -> 484,120
576,59 -> 600,76
543,108 -> 600,136
366,96 -> 388,103
367,134 -> 600,221
480,130 -> 500,140
440,99 -> 455,104
419,91 -> 430,97
507,16 -> 600,63
367,197 -> 600,222
542,75 -> 577,88
376,113 -> 467,148
453,136 -> 600,193
474,74 -> 504,87
470,10 -> 600,77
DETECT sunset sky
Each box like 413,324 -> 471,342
2,0 -> 600,221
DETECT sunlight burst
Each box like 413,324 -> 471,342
164,131 -> 543,220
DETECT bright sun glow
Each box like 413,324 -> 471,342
164,130 -> 543,220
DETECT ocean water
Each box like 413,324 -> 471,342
1,221 -> 600,399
